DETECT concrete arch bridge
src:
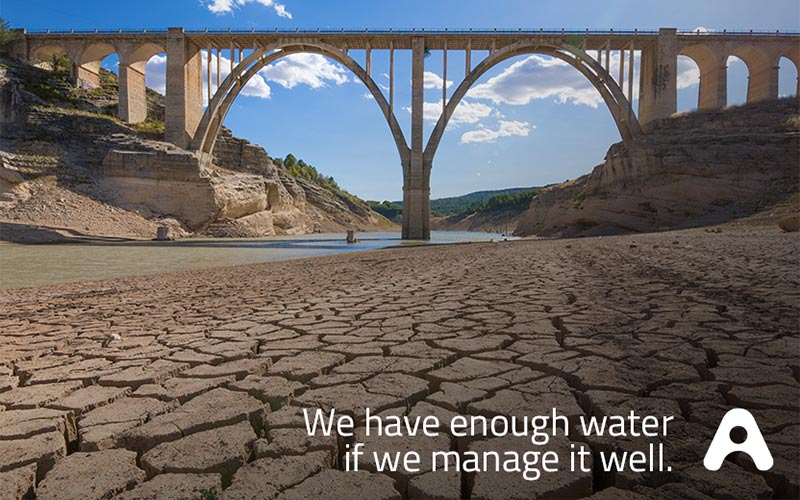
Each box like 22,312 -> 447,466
11,28 -> 800,239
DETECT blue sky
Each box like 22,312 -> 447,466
3,0 -> 799,200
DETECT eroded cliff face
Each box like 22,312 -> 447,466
0,57 -> 393,241
206,127 -> 389,237
95,130 -> 391,238
516,98 -> 800,237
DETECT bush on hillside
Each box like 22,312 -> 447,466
283,154 -> 340,192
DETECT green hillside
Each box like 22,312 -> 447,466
368,187 -> 546,219
429,188 -> 535,215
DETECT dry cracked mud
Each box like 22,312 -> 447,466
0,228 -> 797,499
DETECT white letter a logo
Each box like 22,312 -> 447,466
704,408 -> 773,471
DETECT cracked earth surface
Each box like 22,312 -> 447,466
0,229 -> 798,500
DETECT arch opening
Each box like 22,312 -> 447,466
726,55 -> 749,107
428,50 -> 626,207
730,46 -> 774,104
676,55 -> 701,112
191,42 -> 409,176
70,42 -> 166,123
778,56 -> 799,98
678,44 -> 725,112
425,41 -> 641,168
31,44 -> 70,73
118,43 -> 165,124
76,42 -> 116,89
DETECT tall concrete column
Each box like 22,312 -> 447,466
698,62 -> 727,111
402,37 -> 431,240
165,27 -> 203,148
638,28 -> 678,127
118,60 -> 148,123
746,59 -> 779,103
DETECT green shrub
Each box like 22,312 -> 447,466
25,82 -> 75,103
283,154 -> 340,191
0,17 -> 17,49
368,200 -> 403,219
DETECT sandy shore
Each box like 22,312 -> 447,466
0,228 -> 798,499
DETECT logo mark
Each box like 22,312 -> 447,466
703,408 -> 773,471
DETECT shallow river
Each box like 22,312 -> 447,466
0,231 -> 513,289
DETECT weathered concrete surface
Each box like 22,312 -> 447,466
0,228 -> 797,499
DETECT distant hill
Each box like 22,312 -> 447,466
429,188 -> 538,215
368,187 -> 542,221
429,187 -> 549,233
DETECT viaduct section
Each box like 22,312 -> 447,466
11,28 -> 800,239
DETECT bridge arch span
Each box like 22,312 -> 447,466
74,41 -> 166,123
424,40 -> 642,164
728,44 -> 776,102
190,41 -> 410,172
679,43 -> 727,111
30,43 -> 69,69
74,42 -> 116,87
27,39 -> 165,123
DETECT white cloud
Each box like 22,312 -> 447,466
467,52 -> 700,110
403,100 -> 494,126
145,54 -> 167,95
144,52 -> 272,101
450,101 -> 493,124
423,71 -> 454,90
468,55 -> 604,108
203,51 -> 272,102
261,53 -> 350,89
460,120 -> 532,144
205,0 -> 292,18
677,56 -> 700,89
143,51 -> 351,104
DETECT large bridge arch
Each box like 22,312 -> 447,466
424,40 -> 642,165
190,41 -> 410,172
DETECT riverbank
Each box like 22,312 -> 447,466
0,231 -> 513,289
0,226 -> 797,499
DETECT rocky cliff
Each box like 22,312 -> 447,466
516,98 -> 800,237
0,56 -> 393,242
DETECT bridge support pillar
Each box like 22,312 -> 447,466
75,65 -> 101,88
118,60 -> 148,123
402,165 -> 431,240
747,60 -> 779,103
638,28 -> 677,128
402,36 -> 431,240
165,27 -> 203,148
698,62 -> 727,111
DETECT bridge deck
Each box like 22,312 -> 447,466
20,29 -> 800,51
